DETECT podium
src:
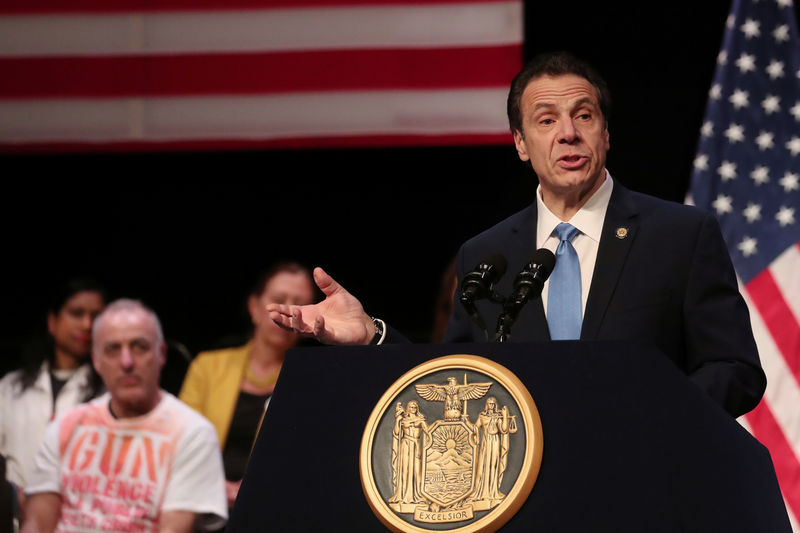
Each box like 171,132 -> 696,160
228,341 -> 790,532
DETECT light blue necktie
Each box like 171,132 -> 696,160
547,222 -> 582,340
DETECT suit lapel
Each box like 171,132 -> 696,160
581,184 -> 640,340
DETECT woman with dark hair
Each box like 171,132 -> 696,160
0,279 -> 106,491
179,262 -> 315,508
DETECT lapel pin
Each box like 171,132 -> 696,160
615,227 -> 629,239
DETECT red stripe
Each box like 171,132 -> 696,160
0,0 -> 513,15
746,400 -> 800,520
0,46 -> 521,98
0,133 -> 513,153
745,269 -> 800,387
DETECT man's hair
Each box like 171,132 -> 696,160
506,51 -> 612,135
91,298 -> 165,346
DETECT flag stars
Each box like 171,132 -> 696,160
780,172 -> 799,192
736,53 -> 756,73
762,94 -> 780,114
750,165 -> 770,185
791,101 -> 800,121
727,14 -> 736,29
773,24 -> 790,42
766,60 -> 785,79
776,206 -> 796,227
775,0 -> 792,7
694,154 -> 709,171
724,123 -> 745,143
743,203 -> 762,222
787,136 -> 800,156
729,89 -> 750,109
701,121 -> 714,137
712,194 -> 734,214
737,236 -> 758,257
740,18 -> 761,38
718,51 -> 728,65
710,84 -> 722,100
718,161 -> 737,180
755,130 -> 775,150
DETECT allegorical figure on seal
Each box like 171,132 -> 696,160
389,400 -> 429,505
470,397 -> 517,503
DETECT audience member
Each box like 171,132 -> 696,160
179,263 -> 315,508
22,299 -> 227,533
0,279 -> 106,496
430,257 -> 458,343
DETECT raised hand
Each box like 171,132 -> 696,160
266,267 -> 376,345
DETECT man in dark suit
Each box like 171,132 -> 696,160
267,52 -> 765,418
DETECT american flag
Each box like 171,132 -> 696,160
689,0 -> 800,527
0,0 -> 522,152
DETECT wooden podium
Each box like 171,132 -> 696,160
228,341 -> 790,532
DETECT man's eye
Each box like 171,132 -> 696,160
539,118 -> 554,126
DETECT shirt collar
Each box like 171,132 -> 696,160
536,170 -> 614,246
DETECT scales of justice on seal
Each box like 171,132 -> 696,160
360,355 -> 544,533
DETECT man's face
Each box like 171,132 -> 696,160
93,308 -> 165,417
513,74 -> 610,201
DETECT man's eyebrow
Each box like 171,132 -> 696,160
572,97 -> 598,110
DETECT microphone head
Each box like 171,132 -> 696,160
482,253 -> 508,281
530,248 -> 556,280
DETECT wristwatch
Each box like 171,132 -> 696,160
370,317 -> 385,345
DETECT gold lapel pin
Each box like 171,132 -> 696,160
615,227 -> 629,239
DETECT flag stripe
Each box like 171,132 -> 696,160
0,133 -> 512,153
0,46 -> 520,99
0,89 -> 511,145
743,286 -> 800,463
0,2 -> 523,57
746,400 -> 800,521
770,244 -> 800,326
745,270 -> 800,388
0,0 -> 512,15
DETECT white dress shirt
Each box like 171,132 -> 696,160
537,171 -> 614,318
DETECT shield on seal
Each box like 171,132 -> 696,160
421,420 -> 477,508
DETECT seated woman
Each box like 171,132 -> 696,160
0,279 -> 106,492
179,262 -> 315,507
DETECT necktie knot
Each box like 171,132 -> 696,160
554,222 -> 579,243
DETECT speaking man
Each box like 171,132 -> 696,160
266,52 -> 765,419
21,299 -> 227,533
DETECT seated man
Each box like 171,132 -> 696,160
21,299 -> 227,533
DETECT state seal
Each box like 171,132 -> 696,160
360,355 -> 543,533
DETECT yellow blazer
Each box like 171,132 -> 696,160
179,343 -> 251,449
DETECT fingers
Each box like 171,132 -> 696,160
313,266 -> 344,297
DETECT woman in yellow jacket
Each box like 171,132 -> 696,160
179,263 -> 315,508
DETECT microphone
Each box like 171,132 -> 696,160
495,248 -> 555,341
459,254 -> 508,305
508,248 -> 556,309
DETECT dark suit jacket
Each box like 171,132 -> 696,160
443,183 -> 766,417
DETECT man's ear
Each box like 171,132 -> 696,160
247,294 -> 261,326
513,130 -> 530,162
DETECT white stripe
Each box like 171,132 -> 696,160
742,287 -> 800,461
0,88 -> 511,142
0,2 -> 523,57
770,245 -> 800,326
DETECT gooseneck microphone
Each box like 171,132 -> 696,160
495,249 -> 556,342
459,254 -> 508,340
460,253 -> 508,305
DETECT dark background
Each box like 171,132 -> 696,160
2,2 -> 789,379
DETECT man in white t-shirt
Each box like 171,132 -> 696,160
22,299 -> 227,533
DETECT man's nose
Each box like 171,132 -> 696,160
80,314 -> 93,330
557,119 -> 579,143
120,347 -> 135,370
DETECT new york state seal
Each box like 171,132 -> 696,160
360,355 -> 543,533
